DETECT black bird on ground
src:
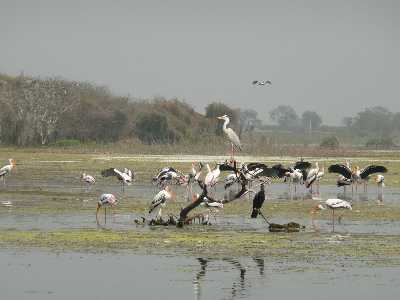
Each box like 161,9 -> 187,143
251,184 -> 265,218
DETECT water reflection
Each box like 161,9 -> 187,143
193,257 -> 265,300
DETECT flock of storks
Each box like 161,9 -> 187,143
0,114 -> 388,232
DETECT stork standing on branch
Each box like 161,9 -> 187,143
217,115 -> 242,162
177,162 -> 250,227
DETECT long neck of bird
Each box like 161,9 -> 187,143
222,118 -> 229,130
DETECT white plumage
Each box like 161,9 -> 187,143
314,198 -> 352,232
0,159 -> 16,184
96,193 -> 118,224
80,173 -> 95,191
204,164 -> 221,187
217,115 -> 242,160
149,186 -> 173,220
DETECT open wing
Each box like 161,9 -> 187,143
101,168 -> 119,178
328,164 -> 352,179
360,165 -> 388,179
293,161 -> 311,170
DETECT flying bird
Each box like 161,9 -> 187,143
252,80 -> 271,86
96,193 -> 118,224
217,115 -> 242,161
0,159 -> 16,185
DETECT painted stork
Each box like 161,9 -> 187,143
101,167 -> 134,192
152,167 -> 186,188
217,115 -> 242,161
329,163 -> 387,194
204,162 -> 235,187
252,80 -> 272,86
148,186 -> 174,222
251,184 -> 265,218
80,173 -> 95,191
0,159 -> 16,185
315,166 -> 325,194
376,174 -> 385,201
304,162 -> 320,193
311,198 -> 352,232
96,193 -> 118,224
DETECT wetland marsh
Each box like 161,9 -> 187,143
1,149 -> 400,299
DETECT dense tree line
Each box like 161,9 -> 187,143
0,74 -> 261,146
1,73 -> 398,149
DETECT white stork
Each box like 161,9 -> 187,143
217,115 -> 242,161
96,193 -> 118,224
148,186 -> 174,221
101,167 -> 134,192
80,172 -> 95,191
311,198 -> 352,232
0,159 -> 16,185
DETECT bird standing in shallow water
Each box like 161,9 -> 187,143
80,172 -> 95,191
0,159 -> 16,185
311,198 -> 352,232
148,186 -> 174,222
101,167 -> 134,192
217,115 -> 242,162
251,184 -> 265,218
96,193 -> 118,224
376,175 -> 385,203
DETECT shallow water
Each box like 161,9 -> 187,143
1,180 -> 399,234
1,250 -> 399,300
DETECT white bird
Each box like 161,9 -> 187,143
101,167 -> 134,192
305,162 -> 320,193
312,198 -> 352,232
149,186 -> 174,221
217,115 -> 242,161
80,172 -> 95,191
0,159 -> 16,185
252,80 -> 271,86
284,168 -> 303,195
315,166 -> 325,194
376,175 -> 385,201
96,193 -> 118,224
204,164 -> 221,187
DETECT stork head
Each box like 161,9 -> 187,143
217,115 -> 229,121
81,173 -> 86,178
375,174 -> 385,183
9,159 -> 16,166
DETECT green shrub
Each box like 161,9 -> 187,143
320,136 -> 339,149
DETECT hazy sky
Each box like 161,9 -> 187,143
1,0 -> 399,125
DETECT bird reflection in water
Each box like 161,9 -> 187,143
193,257 -> 265,299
